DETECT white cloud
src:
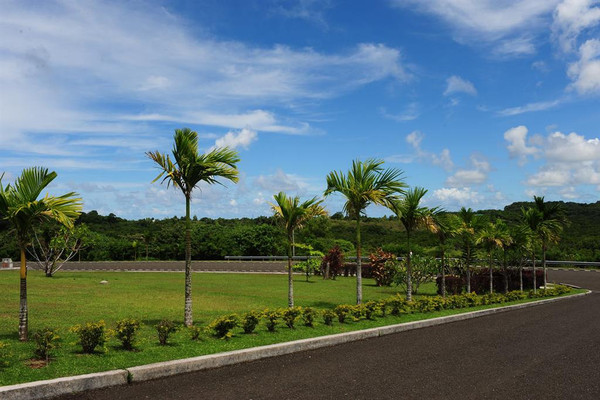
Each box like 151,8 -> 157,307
444,75 -> 477,96
446,154 -> 490,187
381,103 -> 420,122
526,166 -> 572,186
545,131 -> 600,161
498,99 -> 563,116
386,131 -> 454,171
271,0 -> 334,28
212,128 -> 258,151
567,39 -> 600,94
254,169 -> 312,194
503,125 -> 540,164
552,0 -> 600,53
493,36 -> 536,56
432,187 -> 482,206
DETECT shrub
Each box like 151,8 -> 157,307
436,275 -> 464,295
378,300 -> 388,317
115,319 -> 141,350
263,309 -> 281,332
387,295 -> 410,316
156,319 -> 177,345
33,328 -> 60,361
70,321 -> 107,354
208,314 -> 239,339
0,341 -> 10,368
321,246 -> 344,279
281,307 -> 302,329
414,297 -> 446,313
189,325 -> 203,341
241,311 -> 261,334
322,309 -> 335,326
369,248 -> 398,286
302,307 -> 317,327
394,255 -> 438,294
364,301 -> 379,320
334,305 -> 352,323
350,305 -> 364,322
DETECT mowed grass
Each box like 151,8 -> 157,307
0,270 -> 582,386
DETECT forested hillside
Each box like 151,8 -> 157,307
1,201 -> 598,262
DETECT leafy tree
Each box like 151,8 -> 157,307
475,220 -> 508,294
147,128 -> 240,326
325,159 -> 405,304
431,212 -> 456,297
456,207 -> 484,293
0,168 -> 81,341
388,187 -> 437,301
533,196 -> 568,287
521,206 -> 542,293
271,192 -> 326,307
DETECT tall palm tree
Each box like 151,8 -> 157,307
456,207 -> 482,293
494,219 -> 513,293
533,196 -> 567,288
476,220 -> 508,294
521,206 -> 542,293
508,224 -> 530,292
431,212 -> 455,297
388,187 -> 437,301
0,168 -> 82,341
271,192 -> 327,307
324,159 -> 405,304
147,128 -> 240,327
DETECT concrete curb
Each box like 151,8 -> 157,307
0,370 -> 128,400
1,290 -> 591,399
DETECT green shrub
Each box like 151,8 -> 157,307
0,341 -> 10,368
387,295 -> 410,316
350,305 -> 364,322
302,307 -> 317,327
263,309 -> 281,332
281,307 -> 302,329
208,314 -> 239,339
33,328 -> 60,361
115,318 -> 141,350
378,300 -> 388,317
241,311 -> 261,334
322,309 -> 335,326
334,305 -> 352,323
189,325 -> 203,341
364,301 -> 379,320
156,319 -> 177,345
70,321 -> 107,354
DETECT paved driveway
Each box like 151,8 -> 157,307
55,269 -> 600,400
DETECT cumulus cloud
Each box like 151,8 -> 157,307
446,154 -> 490,187
432,187 -> 482,208
552,0 -> 600,53
212,128 -> 258,151
386,131 -> 454,171
254,169 -> 311,194
567,39 -> 600,94
503,126 -> 540,164
444,75 -> 477,96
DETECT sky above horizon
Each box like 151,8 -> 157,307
1,0 -> 599,220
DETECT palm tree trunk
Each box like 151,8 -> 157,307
19,247 -> 28,341
406,232 -> 412,301
488,252 -> 493,294
503,250 -> 508,294
441,249 -> 446,298
532,250 -> 537,294
466,244 -> 471,293
184,195 -> 193,327
355,216 -> 362,305
519,256 -> 523,292
287,236 -> 294,307
542,242 -> 547,289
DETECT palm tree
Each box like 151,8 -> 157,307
533,196 -> 567,288
456,207 -> 482,293
388,187 -> 437,301
324,159 -> 405,304
0,168 -> 82,341
521,206 -> 542,293
494,219 -> 513,293
508,224 -> 530,292
147,128 -> 240,327
476,220 -> 508,294
431,212 -> 455,297
271,192 -> 327,307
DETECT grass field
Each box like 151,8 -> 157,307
0,270 -> 581,386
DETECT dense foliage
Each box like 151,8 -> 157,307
1,201 -> 598,262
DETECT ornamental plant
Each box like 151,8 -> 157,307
369,248 -> 397,286
281,307 -> 302,329
364,301 -> 379,320
208,314 -> 239,339
241,311 -> 261,334
350,305 -> 364,322
302,307 -> 317,327
322,309 -> 335,326
334,304 -> 352,323
33,327 -> 60,361
156,319 -> 177,345
115,318 -> 141,350
263,309 -> 281,332
0,341 -> 10,368
70,321 -> 107,354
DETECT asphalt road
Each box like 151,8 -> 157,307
55,269 -> 600,400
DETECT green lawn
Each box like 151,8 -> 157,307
0,270 -> 581,386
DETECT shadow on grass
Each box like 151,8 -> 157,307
307,301 -> 338,309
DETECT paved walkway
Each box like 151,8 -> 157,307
53,269 -> 600,400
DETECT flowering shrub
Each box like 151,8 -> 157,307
241,311 -> 261,334
71,321 -> 107,354
208,314 -> 239,339
115,319 -> 141,350
369,248 -> 397,287
334,304 -> 352,323
33,328 -> 60,361
263,309 -> 281,332
302,307 -> 317,327
156,319 -> 177,345
322,309 -> 335,326
281,307 -> 302,329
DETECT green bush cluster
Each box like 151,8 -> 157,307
156,319 -> 177,345
207,314 -> 239,339
114,318 -> 141,350
70,321 -> 107,354
0,341 -> 10,368
33,328 -> 60,361
241,311 -> 261,334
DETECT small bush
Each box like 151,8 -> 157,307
189,325 -> 203,341
364,301 -> 379,320
334,305 -> 352,323
378,300 -> 388,317
156,319 -> 177,345
302,307 -> 317,327
387,295 -> 410,316
33,328 -> 60,361
115,319 -> 141,350
322,309 -> 335,326
350,305 -> 364,322
241,311 -> 261,334
369,248 -> 398,286
208,314 -> 239,339
263,309 -> 281,332
281,307 -> 302,329
0,341 -> 10,368
321,246 -> 345,279
70,321 -> 107,354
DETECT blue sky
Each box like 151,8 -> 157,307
1,0 -> 599,219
